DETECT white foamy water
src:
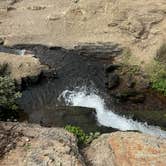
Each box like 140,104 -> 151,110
60,87 -> 166,138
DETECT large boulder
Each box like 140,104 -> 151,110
84,131 -> 166,166
0,51 -> 48,84
0,122 -> 85,166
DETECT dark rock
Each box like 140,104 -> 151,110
108,73 -> 120,89
0,105 -> 19,121
127,79 -> 136,88
112,90 -> 145,103
74,43 -> 123,60
105,64 -> 120,73
21,75 -> 40,88
117,110 -> 166,129
40,68 -> 58,79
129,94 -> 145,103
0,38 -> 4,45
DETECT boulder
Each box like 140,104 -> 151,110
0,122 -> 85,166
84,131 -> 166,166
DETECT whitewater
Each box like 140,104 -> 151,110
60,87 -> 166,138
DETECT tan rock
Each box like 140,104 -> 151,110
0,0 -> 165,66
0,52 -> 48,82
0,122 -> 85,166
84,131 -> 166,166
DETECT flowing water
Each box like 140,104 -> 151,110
60,87 -> 166,138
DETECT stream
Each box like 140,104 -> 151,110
1,44 -> 166,138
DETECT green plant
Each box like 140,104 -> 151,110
0,76 -> 21,110
65,125 -> 100,146
150,61 -> 166,96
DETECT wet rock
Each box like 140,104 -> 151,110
117,110 -> 166,129
84,132 -> 166,166
113,90 -> 145,103
107,73 -> 120,89
126,79 -> 136,88
21,75 -> 40,88
104,64 -> 120,73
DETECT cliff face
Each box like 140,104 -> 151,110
0,0 -> 166,65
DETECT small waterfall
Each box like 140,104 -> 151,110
60,87 -> 166,138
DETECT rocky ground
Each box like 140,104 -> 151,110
0,122 -> 166,166
0,0 -> 166,165
0,0 -> 166,66
0,122 -> 85,166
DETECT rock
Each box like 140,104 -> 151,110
27,6 -> 46,11
0,38 -> 4,45
117,110 -> 166,129
0,105 -> 19,121
104,64 -> 120,73
0,122 -> 85,166
74,43 -> 122,60
107,73 -> 120,89
0,51 -> 48,84
47,14 -> 61,21
40,68 -> 58,80
84,131 -> 166,166
28,106 -> 116,134
113,90 -> 145,103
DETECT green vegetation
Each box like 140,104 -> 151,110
150,61 -> 166,96
0,63 -> 21,120
0,76 -> 21,110
65,125 -> 100,146
24,143 -> 31,151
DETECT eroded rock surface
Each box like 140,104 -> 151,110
84,131 -> 166,166
0,50 -> 48,84
0,122 -> 85,166
0,0 -> 166,64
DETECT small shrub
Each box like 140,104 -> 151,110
150,61 -> 166,96
0,76 -> 21,110
65,125 -> 100,146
